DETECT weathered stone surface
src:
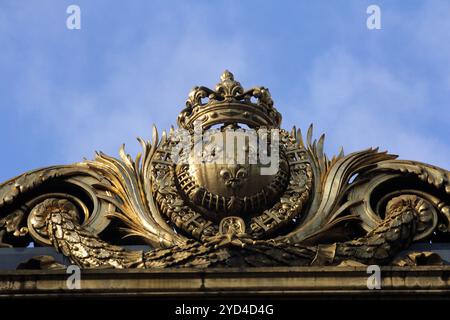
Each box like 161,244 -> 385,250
1,266 -> 450,299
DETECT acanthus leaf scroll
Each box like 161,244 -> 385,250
0,71 -> 449,268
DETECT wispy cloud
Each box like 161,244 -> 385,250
291,48 -> 449,168
4,2 -> 249,166
0,1 -> 448,181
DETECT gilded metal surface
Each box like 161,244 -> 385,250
0,71 -> 449,268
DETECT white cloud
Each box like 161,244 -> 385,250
290,48 -> 449,168
1,0 -> 448,176
10,3 -> 249,163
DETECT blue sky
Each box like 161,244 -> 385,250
0,0 -> 449,181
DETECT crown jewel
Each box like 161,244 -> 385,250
177,70 -> 282,131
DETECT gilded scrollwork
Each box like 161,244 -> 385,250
0,71 -> 449,269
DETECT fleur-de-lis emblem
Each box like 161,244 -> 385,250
219,166 -> 249,190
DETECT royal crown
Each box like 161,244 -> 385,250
177,70 -> 282,131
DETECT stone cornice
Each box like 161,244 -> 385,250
1,266 -> 450,299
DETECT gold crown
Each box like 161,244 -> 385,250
177,70 -> 282,131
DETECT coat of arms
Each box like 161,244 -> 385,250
1,71 -> 449,268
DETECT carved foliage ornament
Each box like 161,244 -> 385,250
0,71 -> 449,268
